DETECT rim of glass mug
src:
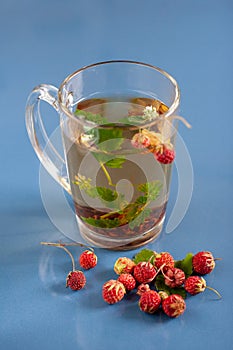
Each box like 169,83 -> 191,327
57,60 -> 180,129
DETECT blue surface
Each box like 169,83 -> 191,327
1,1 -> 233,349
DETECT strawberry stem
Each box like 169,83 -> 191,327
168,115 -> 192,128
40,241 -> 94,251
156,263 -> 173,281
206,286 -> 222,299
41,242 -> 76,272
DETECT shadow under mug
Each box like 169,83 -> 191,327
25,60 -> 181,250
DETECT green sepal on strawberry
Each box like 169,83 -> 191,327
174,252 -> 193,277
132,249 -> 155,264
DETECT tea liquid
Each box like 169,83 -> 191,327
62,97 -> 173,247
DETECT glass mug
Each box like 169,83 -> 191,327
26,60 -> 186,250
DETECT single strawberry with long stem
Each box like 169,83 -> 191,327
41,241 -> 87,291
184,276 -> 221,298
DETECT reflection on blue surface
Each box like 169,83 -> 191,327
0,0 -> 233,349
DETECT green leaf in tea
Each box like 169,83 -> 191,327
129,207 -> 152,230
75,109 -> 107,124
138,180 -> 162,201
135,196 -> 148,205
81,216 -> 120,228
73,174 -> 120,204
118,115 -> 146,125
133,249 -> 155,264
96,187 -> 118,202
104,157 -> 125,168
97,127 -> 124,152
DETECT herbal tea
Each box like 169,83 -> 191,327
62,97 -> 176,248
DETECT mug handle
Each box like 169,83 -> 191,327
25,84 -> 71,194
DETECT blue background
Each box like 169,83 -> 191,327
1,1 -> 233,349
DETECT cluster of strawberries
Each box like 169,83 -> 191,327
41,242 -> 221,318
102,250 -> 221,318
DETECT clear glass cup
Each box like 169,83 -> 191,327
25,60 -> 181,249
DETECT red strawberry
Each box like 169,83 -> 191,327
139,290 -> 161,314
79,250 -> 97,269
117,273 -> 136,291
164,267 -> 185,288
114,257 -> 136,275
184,276 -> 206,295
137,283 -> 150,296
154,146 -> 175,164
133,261 -> 157,284
162,294 -> 186,318
192,251 -> 215,275
184,276 -> 221,298
102,280 -> 126,304
66,270 -> 86,291
131,133 -> 151,149
153,252 -> 175,272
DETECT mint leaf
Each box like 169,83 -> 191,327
133,249 -> 155,264
92,127 -> 124,166
73,174 -> 119,204
118,116 -> 146,125
96,187 -> 118,202
104,157 -> 125,168
98,127 -> 124,152
105,193 -> 127,210
81,216 -> 120,228
155,275 -> 186,299
135,196 -> 148,205
85,187 -> 99,198
75,109 -> 107,124
129,207 -> 151,229
175,253 -> 193,277
138,180 -> 162,201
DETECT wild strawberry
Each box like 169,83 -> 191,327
40,241 -> 88,291
131,132 -> 151,149
137,283 -> 150,296
114,257 -> 135,275
66,270 -> 86,291
102,280 -> 126,304
164,267 -> 185,288
192,251 -> 216,275
153,252 -> 175,272
184,276 -> 221,298
79,250 -> 97,269
117,273 -> 136,291
162,294 -> 186,318
154,146 -> 175,164
139,290 -> 161,314
133,261 -> 157,284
